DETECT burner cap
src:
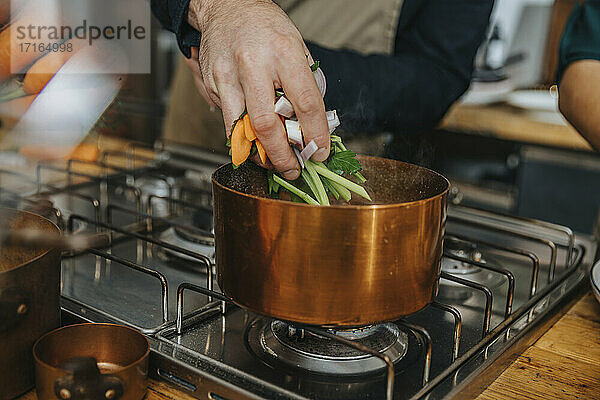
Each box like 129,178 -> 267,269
248,320 -> 408,375
158,227 -> 215,264
173,208 -> 214,246
439,237 -> 505,300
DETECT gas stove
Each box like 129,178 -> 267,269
0,139 -> 596,400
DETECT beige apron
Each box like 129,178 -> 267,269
162,0 -> 404,152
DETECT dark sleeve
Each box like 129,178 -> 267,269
150,0 -> 201,58
557,0 -> 600,82
307,0 -> 493,135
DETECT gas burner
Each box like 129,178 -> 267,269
158,227 -> 215,264
158,208 -> 215,264
248,320 -> 408,376
438,237 -> 505,300
173,207 -> 214,246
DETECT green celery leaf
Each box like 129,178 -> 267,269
327,150 -> 362,174
310,60 -> 320,72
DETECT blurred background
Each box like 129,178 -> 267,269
0,0 -> 598,236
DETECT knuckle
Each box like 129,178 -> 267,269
293,88 -> 321,115
234,47 -> 255,67
271,34 -> 295,53
250,113 -> 278,133
270,154 -> 296,170
212,60 -> 235,85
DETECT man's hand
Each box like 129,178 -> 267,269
187,0 -> 329,179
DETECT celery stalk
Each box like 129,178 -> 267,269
327,179 -> 351,202
301,169 -> 319,201
322,178 -> 339,200
311,161 -> 372,201
272,175 -> 319,205
304,161 -> 330,206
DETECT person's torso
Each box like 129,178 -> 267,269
274,0 -> 407,55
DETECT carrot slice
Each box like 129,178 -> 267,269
231,119 -> 251,166
243,114 -> 257,141
255,140 -> 267,164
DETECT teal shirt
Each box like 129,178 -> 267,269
558,0 -> 600,82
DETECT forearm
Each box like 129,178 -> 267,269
559,60 -> 600,152
308,43 -> 470,135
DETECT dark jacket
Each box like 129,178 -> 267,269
151,0 -> 493,136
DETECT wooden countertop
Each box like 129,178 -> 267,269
440,102 -> 594,152
476,291 -> 600,400
19,291 -> 600,400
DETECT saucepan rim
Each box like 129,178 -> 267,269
32,322 -> 150,373
0,207 -> 60,273
212,155 -> 450,210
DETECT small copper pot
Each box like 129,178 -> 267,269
33,323 -> 149,400
212,156 -> 449,327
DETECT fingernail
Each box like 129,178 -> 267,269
313,148 -> 330,162
282,169 -> 300,180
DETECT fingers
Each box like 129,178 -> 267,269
216,81 -> 245,138
185,48 -> 218,109
239,66 -> 299,180
278,50 -> 330,162
250,152 -> 272,169
211,56 -> 245,137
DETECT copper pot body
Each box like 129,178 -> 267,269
33,323 -> 149,400
0,208 -> 61,399
212,156 -> 449,327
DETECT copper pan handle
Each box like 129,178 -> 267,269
54,357 -> 124,400
0,287 -> 28,332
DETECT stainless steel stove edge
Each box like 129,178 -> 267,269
414,236 -> 595,400
446,280 -> 589,400
60,299 -> 309,400
149,337 -> 308,400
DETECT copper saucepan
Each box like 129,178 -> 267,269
0,208 -> 61,399
33,323 -> 149,400
212,156 -> 449,327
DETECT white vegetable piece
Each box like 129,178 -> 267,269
285,119 -> 304,149
314,67 -> 326,97
293,147 -> 305,169
274,96 -> 295,118
326,110 -> 340,133
300,140 -> 319,162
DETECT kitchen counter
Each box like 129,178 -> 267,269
476,291 -> 600,400
440,102 -> 594,152
18,291 -> 600,400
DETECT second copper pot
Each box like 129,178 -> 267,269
33,323 -> 149,400
212,156 -> 449,327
